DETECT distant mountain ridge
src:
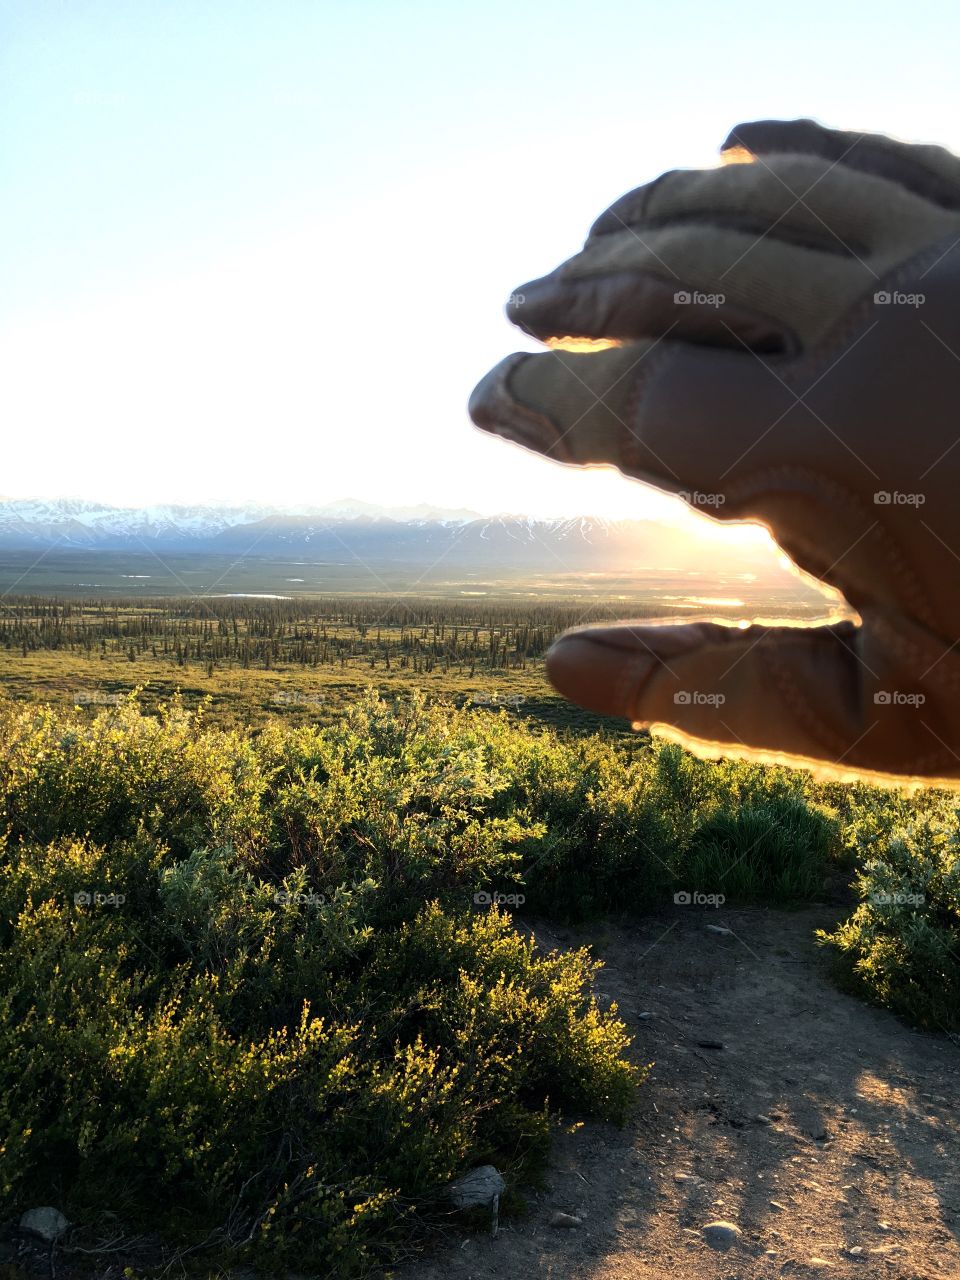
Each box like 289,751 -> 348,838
0,495 -> 791,580
0,496 -> 484,542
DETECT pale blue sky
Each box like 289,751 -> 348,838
2,0 -> 957,517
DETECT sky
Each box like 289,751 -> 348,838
2,0 -> 958,520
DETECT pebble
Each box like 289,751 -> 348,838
701,1220 -> 742,1250
446,1164 -> 506,1235
19,1207 -> 69,1242
550,1211 -> 583,1229
446,1165 -> 505,1210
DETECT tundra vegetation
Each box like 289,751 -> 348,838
0,596 -> 956,1276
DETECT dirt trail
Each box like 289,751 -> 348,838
402,905 -> 960,1280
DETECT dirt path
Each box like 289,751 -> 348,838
401,905 -> 960,1280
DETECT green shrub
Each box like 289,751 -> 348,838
2,683 -> 948,1274
485,737 -> 840,920
817,810 -> 960,1032
0,692 -> 268,857
0,693 -> 642,1275
685,797 -> 835,903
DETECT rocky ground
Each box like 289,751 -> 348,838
5,903 -> 958,1280
402,904 -> 960,1280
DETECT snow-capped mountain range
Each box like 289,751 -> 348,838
0,496 -> 480,542
0,495 -> 794,582
0,496 -> 642,547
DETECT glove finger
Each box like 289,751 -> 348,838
722,118 -> 960,209
544,618 -> 960,780
509,225 -> 867,352
468,340 -> 802,499
469,342 -> 696,482
473,273 -> 960,636
588,155 -> 874,248
509,158 -> 953,349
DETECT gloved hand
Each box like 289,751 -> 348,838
469,119 -> 960,783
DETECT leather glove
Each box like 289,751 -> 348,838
468,119 -> 960,784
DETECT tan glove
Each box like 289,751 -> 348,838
468,119 -> 960,785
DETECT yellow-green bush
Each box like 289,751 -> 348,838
0,686 -> 949,1272
817,810 -> 960,1032
0,693 -> 641,1274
